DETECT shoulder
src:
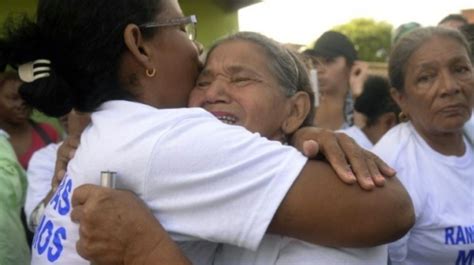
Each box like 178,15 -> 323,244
151,108 -> 306,169
372,123 -> 415,166
29,142 -> 60,165
0,129 -> 8,138
0,134 -> 17,161
339,126 -> 372,150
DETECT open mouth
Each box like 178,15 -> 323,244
216,115 -> 237,125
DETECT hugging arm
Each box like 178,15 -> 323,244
71,185 -> 191,265
268,160 -> 415,247
291,126 -> 396,190
72,158 -> 414,265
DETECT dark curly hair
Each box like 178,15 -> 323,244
354,75 -> 400,127
0,0 -> 163,117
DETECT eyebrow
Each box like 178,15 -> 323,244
414,55 -> 470,70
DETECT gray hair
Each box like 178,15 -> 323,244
206,31 -> 315,126
389,26 -> 472,92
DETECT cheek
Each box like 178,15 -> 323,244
3,100 -> 15,110
243,97 -> 284,128
464,82 -> 474,106
188,89 -> 205,107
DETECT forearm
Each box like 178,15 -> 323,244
123,216 -> 191,265
268,160 -> 415,247
72,185 -> 191,265
141,236 -> 191,265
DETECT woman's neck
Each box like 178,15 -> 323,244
0,120 -> 30,135
314,95 -> 346,130
362,126 -> 380,145
413,123 -> 466,156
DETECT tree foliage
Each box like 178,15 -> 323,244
333,18 -> 393,62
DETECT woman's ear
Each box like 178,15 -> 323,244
123,24 -> 155,70
390,87 -> 403,109
282,91 -> 311,135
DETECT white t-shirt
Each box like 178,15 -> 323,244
464,110 -> 474,144
372,122 -> 474,265
0,129 -> 9,138
339,125 -> 373,150
24,143 -> 59,231
212,126 -> 384,265
214,234 -> 387,265
30,100 -> 307,265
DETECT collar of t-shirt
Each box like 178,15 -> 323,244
409,122 -> 473,168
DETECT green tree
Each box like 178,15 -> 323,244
333,18 -> 392,62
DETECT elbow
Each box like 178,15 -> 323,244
388,189 -> 415,242
359,180 -> 415,247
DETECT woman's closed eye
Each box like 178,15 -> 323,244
230,76 -> 259,87
196,79 -> 211,88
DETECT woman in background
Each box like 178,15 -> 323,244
0,128 -> 30,265
341,75 -> 400,149
0,72 -> 59,169
373,26 -> 474,264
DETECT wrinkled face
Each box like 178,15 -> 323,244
149,0 -> 202,108
0,79 -> 31,124
399,36 -> 474,136
188,40 -> 291,141
312,56 -> 351,93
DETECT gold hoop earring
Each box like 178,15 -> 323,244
398,111 -> 409,122
146,68 -> 156,78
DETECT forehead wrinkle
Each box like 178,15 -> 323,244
413,55 -> 471,72
202,60 -> 264,79
411,38 -> 470,67
225,64 -> 260,76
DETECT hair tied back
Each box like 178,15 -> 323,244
18,59 -> 51,83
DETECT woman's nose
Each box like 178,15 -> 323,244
205,78 -> 230,103
440,71 -> 461,97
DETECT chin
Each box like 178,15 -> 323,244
437,121 -> 468,134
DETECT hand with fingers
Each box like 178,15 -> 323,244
50,110 -> 90,202
290,126 -> 396,190
71,185 -> 191,265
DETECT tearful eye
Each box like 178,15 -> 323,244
233,78 -> 251,82
196,80 -> 211,87
231,77 -> 254,86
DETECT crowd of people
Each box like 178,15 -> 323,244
0,0 -> 473,264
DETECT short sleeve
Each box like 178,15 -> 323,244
388,231 -> 412,264
0,136 -> 27,213
145,116 -> 308,250
24,143 -> 58,226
